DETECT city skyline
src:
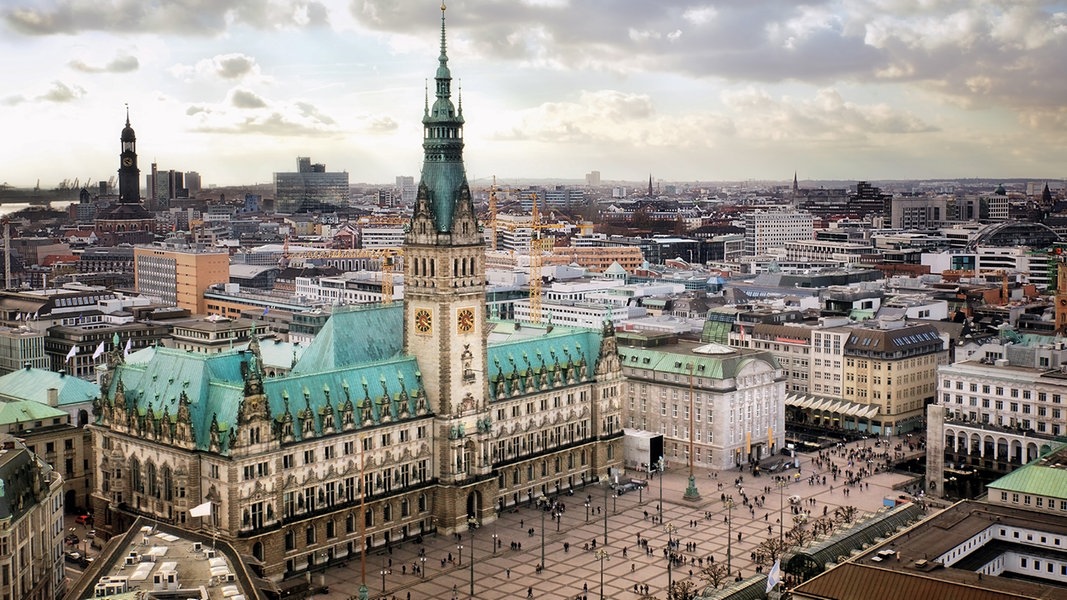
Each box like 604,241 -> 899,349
2,1 -> 1066,189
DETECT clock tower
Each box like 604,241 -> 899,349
118,107 -> 140,205
404,4 -> 491,523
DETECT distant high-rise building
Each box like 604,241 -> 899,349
185,171 -> 201,195
133,244 -> 230,314
891,196 -> 947,229
396,175 -> 416,205
743,211 -> 815,255
273,156 -> 349,213
585,170 -> 601,186
147,164 -> 190,211
945,186 -> 1010,223
795,181 -> 891,220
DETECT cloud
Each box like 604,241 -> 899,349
4,0 -> 330,36
170,53 -> 264,82
230,88 -> 268,109
721,86 -> 938,142
39,81 -> 86,102
2,95 -> 27,106
491,85 -> 934,155
69,53 -> 139,73
351,0 -> 1067,122
186,88 -> 339,136
491,89 -> 734,146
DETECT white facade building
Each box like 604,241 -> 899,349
743,211 -> 815,256
512,299 -> 645,329
295,272 -> 404,305
618,342 -> 786,470
926,342 -> 1067,500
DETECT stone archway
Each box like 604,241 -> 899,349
466,490 -> 482,521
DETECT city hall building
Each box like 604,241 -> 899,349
87,6 -> 623,584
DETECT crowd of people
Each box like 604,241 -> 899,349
339,434 -> 922,599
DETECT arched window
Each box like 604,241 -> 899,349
161,465 -> 173,501
146,462 -> 158,498
130,459 -> 142,494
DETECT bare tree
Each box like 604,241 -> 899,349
833,505 -> 859,525
787,524 -> 815,548
755,538 -> 790,566
669,580 -> 698,600
699,562 -> 732,590
810,516 -> 836,537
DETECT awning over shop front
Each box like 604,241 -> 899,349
786,394 -> 879,420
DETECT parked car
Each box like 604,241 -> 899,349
64,551 -> 90,568
75,514 -> 92,525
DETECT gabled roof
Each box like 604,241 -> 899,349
0,367 -> 99,407
106,348 -> 247,452
486,322 -> 603,385
291,304 -> 404,374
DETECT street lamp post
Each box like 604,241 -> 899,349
723,495 -> 735,576
612,492 -> 617,514
457,544 -> 463,567
594,548 -> 609,600
664,522 -> 676,597
379,566 -> 389,596
656,456 -> 665,523
468,517 -> 478,598
419,556 -> 427,578
603,480 -> 609,546
555,510 -> 562,532
777,478 -> 787,546
539,494 -> 547,571
491,532 -> 498,555
585,500 -> 590,522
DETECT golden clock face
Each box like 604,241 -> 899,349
414,308 -> 432,333
122,157 -> 133,167
457,308 -> 475,333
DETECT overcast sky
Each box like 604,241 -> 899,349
2,0 -> 1066,189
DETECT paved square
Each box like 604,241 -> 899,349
314,437 -> 924,599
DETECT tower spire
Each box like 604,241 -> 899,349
125,102 -> 130,127
411,2 -> 468,235
439,2 -> 448,69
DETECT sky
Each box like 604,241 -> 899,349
1,0 -> 1066,189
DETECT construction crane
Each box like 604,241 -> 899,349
380,249 -> 396,305
529,194 -> 547,324
2,216 -> 10,291
488,176 -> 498,251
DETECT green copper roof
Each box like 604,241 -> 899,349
0,367 -> 99,407
291,305 -> 404,375
106,347 -> 246,452
616,346 -> 780,380
987,444 -> 1067,499
486,322 -> 603,392
418,4 -> 468,233
264,356 -> 427,441
0,398 -> 67,425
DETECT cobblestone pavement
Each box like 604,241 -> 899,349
314,435 -> 925,599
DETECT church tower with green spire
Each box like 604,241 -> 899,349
403,3 -> 492,525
